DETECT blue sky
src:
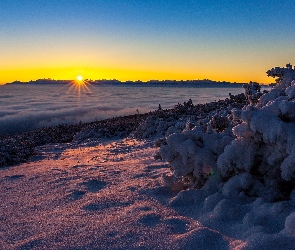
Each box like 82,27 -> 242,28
1,0 -> 295,83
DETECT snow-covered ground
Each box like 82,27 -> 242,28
1,136 -> 295,249
0,138 -> 253,249
2,64 -> 295,249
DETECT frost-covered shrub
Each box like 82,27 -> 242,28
133,100 -> 216,139
160,126 -> 233,188
229,92 -> 247,103
174,99 -> 194,113
133,95 -> 247,139
156,95 -> 247,188
132,112 -> 180,138
158,101 -> 238,188
243,81 -> 262,105
209,114 -> 229,132
159,63 -> 295,201
266,63 -> 295,88
218,65 -> 295,201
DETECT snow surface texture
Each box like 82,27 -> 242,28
1,136 -> 295,249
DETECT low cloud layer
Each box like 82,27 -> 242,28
0,106 -> 153,135
0,84 -> 244,135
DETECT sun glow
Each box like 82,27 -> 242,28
64,73 -> 93,107
76,75 -> 83,81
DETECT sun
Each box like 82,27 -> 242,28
76,75 -> 83,81
67,73 -> 92,106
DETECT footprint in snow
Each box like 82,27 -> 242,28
81,179 -> 107,193
67,190 -> 86,200
6,174 -> 25,181
82,201 -> 131,211
164,217 -> 188,234
138,213 -> 161,228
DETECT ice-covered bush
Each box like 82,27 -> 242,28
160,126 -> 233,188
158,100 -> 241,188
133,96 -> 247,140
243,81 -> 262,104
209,114 -> 229,132
159,63 -> 295,201
266,63 -> 295,88
218,64 -> 295,200
132,112 -> 181,138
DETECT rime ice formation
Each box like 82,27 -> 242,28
242,81 -> 262,104
159,63 -> 295,201
267,63 -> 295,88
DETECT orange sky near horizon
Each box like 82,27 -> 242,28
0,63 -> 277,85
1,1 -> 294,85
0,68 -> 275,85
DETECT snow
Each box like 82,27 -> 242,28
1,138 -> 250,249
1,135 -> 295,249
2,64 -> 295,249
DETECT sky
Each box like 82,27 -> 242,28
1,0 -> 295,84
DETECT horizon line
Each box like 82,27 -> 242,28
4,78 -> 272,85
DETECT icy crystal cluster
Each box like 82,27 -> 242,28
160,64 -> 295,201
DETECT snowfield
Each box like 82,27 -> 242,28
1,64 -> 295,249
1,138 -> 251,249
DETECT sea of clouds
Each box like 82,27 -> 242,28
0,84 -> 244,135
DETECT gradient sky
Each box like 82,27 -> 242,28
1,0 -> 295,84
